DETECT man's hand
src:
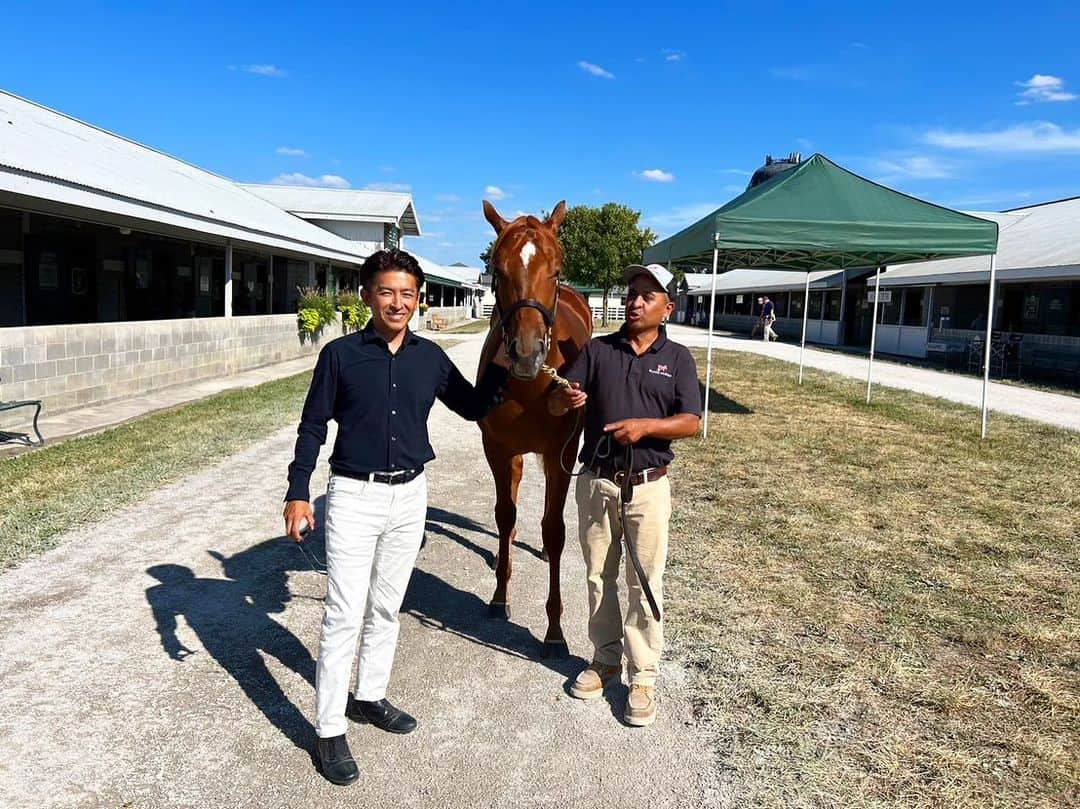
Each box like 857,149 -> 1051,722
603,418 -> 651,446
547,382 -> 587,416
283,500 -> 315,542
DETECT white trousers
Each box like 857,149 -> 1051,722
315,472 -> 427,738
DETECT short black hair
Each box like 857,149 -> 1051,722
359,248 -> 425,290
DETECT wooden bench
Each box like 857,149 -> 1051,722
0,375 -> 44,446
429,314 -> 449,331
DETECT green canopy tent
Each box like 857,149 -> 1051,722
643,154 -> 1000,438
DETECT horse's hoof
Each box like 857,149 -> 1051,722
541,640 -> 569,659
487,602 -> 511,620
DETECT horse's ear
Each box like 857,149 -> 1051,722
483,200 -> 508,235
545,200 -> 567,232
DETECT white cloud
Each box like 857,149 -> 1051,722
636,168 -> 675,183
578,61 -> 615,80
644,202 -> 722,235
436,193 -> 461,203
269,172 -> 350,188
722,184 -> 745,193
873,155 -> 953,179
663,49 -> 685,62
1015,74 -> 1076,105
364,182 -> 412,192
275,146 -> 307,157
484,185 -> 508,200
239,64 -> 286,78
925,122 -> 1080,153
380,165 -> 396,173
718,168 -> 751,176
850,42 -> 868,49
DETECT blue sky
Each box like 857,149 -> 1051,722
3,1 -> 1079,266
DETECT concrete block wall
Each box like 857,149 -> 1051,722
0,315 -> 334,431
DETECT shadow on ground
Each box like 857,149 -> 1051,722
696,382 -> 753,415
145,498 -> 581,750
144,496 -> 329,753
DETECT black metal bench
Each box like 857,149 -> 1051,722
0,375 -> 44,447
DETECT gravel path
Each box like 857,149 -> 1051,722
0,335 -> 718,809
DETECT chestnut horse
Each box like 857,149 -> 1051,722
476,200 -> 592,657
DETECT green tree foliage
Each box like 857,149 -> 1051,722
479,240 -> 494,271
559,203 -> 656,325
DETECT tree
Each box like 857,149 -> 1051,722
559,203 -> 656,325
479,240 -> 494,271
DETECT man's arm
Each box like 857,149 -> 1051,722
438,351 -> 510,421
283,345 -> 337,538
603,413 -> 700,445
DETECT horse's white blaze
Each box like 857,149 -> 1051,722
520,241 -> 536,269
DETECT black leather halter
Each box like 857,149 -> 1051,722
493,276 -> 562,357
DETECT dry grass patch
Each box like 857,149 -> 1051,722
667,349 -> 1079,808
0,372 -> 311,570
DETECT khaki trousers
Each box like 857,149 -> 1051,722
575,469 -> 671,686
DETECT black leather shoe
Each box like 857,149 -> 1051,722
347,696 -> 418,734
315,734 -> 359,786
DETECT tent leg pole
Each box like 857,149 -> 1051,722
867,266 -> 882,404
703,247 -> 719,440
799,275 -> 810,384
981,254 -> 998,439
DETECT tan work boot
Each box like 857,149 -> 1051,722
569,661 -> 622,700
624,684 -> 657,726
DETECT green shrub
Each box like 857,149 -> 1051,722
297,308 -> 321,335
334,290 -> 371,333
297,286 -> 337,329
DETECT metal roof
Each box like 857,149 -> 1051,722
681,268 -> 842,295
240,184 -> 421,236
878,203 -> 1080,286
0,90 -> 370,264
412,255 -> 485,290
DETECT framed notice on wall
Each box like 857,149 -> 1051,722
38,252 -> 59,289
71,267 -> 88,295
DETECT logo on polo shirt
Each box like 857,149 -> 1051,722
648,363 -> 672,378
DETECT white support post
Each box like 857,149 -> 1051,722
866,266 -> 882,404
980,254 -> 998,439
266,253 -> 274,313
224,243 -> 233,318
702,247 -> 720,440
798,274 -> 811,384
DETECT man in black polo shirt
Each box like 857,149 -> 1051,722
283,249 -> 507,785
548,263 -> 701,727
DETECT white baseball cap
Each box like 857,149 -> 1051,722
623,263 -> 674,291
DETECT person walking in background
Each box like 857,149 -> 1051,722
762,295 -> 778,342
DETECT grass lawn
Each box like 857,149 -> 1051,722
667,349 -> 1079,808
437,319 -> 491,334
0,372 -> 311,570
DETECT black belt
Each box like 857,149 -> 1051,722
335,468 -> 422,485
589,465 -> 668,486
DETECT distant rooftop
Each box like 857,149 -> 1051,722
241,184 -> 421,236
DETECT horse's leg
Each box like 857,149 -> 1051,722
539,447 -> 573,658
486,442 -> 522,621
